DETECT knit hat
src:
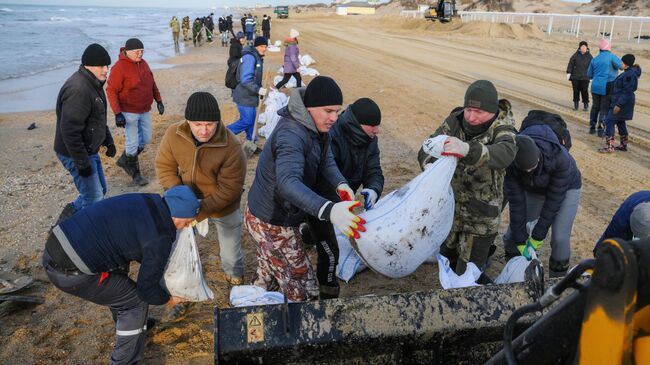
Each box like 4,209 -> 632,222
125,38 -> 144,51
464,80 -> 499,113
303,76 -> 343,108
254,36 -> 268,47
164,185 -> 200,219
599,38 -> 611,51
185,92 -> 221,122
236,31 -> 245,39
514,135 -> 540,170
290,28 -> 300,39
622,54 -> 635,67
351,98 -> 381,126
578,41 -> 588,48
81,43 -> 111,66
630,202 -> 650,239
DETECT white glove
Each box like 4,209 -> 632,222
421,135 -> 448,158
258,87 -> 267,96
336,183 -> 355,201
566,73 -> 571,80
329,201 -> 365,239
441,137 -> 470,158
361,188 -> 378,210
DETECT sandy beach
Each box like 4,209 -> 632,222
1,10 -> 649,364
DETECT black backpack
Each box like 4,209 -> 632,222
225,59 -> 240,90
520,110 -> 572,150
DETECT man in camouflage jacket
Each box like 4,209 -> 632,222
418,80 -> 517,280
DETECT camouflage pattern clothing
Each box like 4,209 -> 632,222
418,99 -> 517,274
244,206 -> 319,302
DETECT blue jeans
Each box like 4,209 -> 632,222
57,153 -> 106,210
122,112 -> 152,156
246,31 -> 253,40
209,210 -> 245,278
227,104 -> 256,141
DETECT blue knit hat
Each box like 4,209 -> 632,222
164,185 -> 200,218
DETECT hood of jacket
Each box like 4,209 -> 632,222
626,65 -> 642,78
335,105 -> 372,146
277,88 -> 319,134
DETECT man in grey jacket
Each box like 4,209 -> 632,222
245,76 -> 364,301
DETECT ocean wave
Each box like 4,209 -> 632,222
0,60 -> 78,81
50,16 -> 70,22
0,7 -> 12,12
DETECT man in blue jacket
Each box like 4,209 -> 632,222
245,76 -> 365,301
228,36 -> 267,142
595,191 -> 650,251
587,38 -> 622,136
42,186 -> 198,365
503,127 -> 582,277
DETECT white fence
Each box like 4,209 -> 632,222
458,11 -> 650,43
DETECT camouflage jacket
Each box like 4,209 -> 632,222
417,99 -> 517,235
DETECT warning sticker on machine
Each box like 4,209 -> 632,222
247,313 -> 264,343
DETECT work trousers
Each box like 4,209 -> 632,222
263,29 -> 270,39
305,216 -> 340,297
571,79 -> 589,103
227,104 -> 257,141
275,72 -> 302,89
590,82 -> 614,130
208,210 -> 245,278
57,152 -> 106,210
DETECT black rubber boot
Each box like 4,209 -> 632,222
116,151 -> 135,177
573,101 -> 579,110
549,258 -> 569,278
54,202 -> 77,226
583,102 -> 589,111
126,155 -> 149,186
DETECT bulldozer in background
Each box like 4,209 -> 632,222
424,0 -> 457,22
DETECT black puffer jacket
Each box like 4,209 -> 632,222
54,66 -> 113,171
567,49 -> 593,81
228,38 -> 243,65
316,105 -> 384,202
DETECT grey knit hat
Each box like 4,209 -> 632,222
185,92 -> 221,122
630,202 -> 650,239
464,80 -> 499,114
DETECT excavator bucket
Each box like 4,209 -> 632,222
214,281 -> 544,364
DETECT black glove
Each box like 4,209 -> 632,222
105,144 -> 116,158
157,101 -> 165,115
115,113 -> 126,128
78,165 -> 92,177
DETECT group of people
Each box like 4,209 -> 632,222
45,28 -> 649,364
566,38 -> 641,153
239,13 -> 272,42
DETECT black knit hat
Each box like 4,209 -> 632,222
125,38 -> 144,51
81,43 -> 111,66
303,76 -> 343,108
185,92 -> 221,122
578,40 -> 588,48
351,98 -> 381,126
514,135 -> 540,170
622,54 -> 635,67
254,36 -> 268,47
464,80 -> 499,114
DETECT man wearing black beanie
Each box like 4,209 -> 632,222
246,76 -> 366,301
53,43 -> 116,222
305,97 -> 385,298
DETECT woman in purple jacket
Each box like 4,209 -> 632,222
275,36 -> 302,89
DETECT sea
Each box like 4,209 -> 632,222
0,4 -> 231,113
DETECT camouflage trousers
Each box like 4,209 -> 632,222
244,206 -> 319,302
440,230 -> 497,276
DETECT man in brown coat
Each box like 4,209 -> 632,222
155,92 -> 247,284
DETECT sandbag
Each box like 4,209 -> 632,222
162,227 -> 214,302
258,89 -> 289,138
230,285 -> 285,307
272,75 -> 302,89
352,135 -> 456,278
300,54 -> 315,67
437,254 -> 482,289
267,45 -> 281,52
336,228 -> 367,282
494,247 -> 539,284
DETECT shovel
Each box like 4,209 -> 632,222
243,69 -> 273,158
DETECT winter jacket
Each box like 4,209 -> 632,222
233,46 -> 263,107
155,120 -> 246,222
587,50 -> 622,95
55,193 -> 176,305
54,66 -> 114,171
596,191 -> 650,250
245,17 -> 256,33
566,50 -> 593,81
283,42 -> 300,74
182,17 -> 190,31
262,17 -> 271,31
170,17 -> 180,33
417,100 -> 517,235
206,16 -> 214,31
316,105 -> 384,202
228,39 -> 243,65
247,88 -> 347,227
606,65 -> 642,121
505,125 -> 582,243
106,48 -> 161,115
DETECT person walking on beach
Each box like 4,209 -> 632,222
228,31 -> 245,66
587,38 -> 621,136
262,14 -> 271,40
192,17 -> 203,46
228,36 -> 268,142
275,29 -> 301,89
218,16 -> 228,47
599,54 -> 641,153
182,16 -> 191,41
245,15 -> 256,43
169,16 -> 180,52
205,13 -> 214,43
54,43 -> 115,220
566,40 -> 592,111
106,38 -> 164,186
240,15 -> 246,33
226,14 -> 234,37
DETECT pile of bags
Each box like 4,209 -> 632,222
258,89 -> 289,138
267,40 -> 282,52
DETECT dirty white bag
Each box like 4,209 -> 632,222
437,254 -> 482,289
336,228 -> 367,282
494,247 -> 539,284
298,66 -> 320,77
194,219 -> 209,237
274,40 -> 282,47
230,285 -> 286,307
352,135 -> 456,278
272,75 -> 302,89
267,45 -> 281,52
258,89 -> 289,138
163,227 -> 214,302
300,54 -> 315,66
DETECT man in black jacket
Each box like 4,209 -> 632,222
566,41 -> 593,111
53,43 -> 116,221
262,14 -> 271,39
307,97 -> 384,298
228,31 -> 245,66
42,185 -> 198,365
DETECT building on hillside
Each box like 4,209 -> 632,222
336,1 -> 376,15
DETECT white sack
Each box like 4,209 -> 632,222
267,45 -> 281,52
230,285 -> 285,307
194,219 -> 209,237
163,227 -> 214,302
274,40 -> 282,47
271,75 -> 303,89
352,135 -> 456,278
494,247 -> 539,284
336,228 -> 367,282
298,66 -> 319,77
277,66 -> 284,74
299,54 -> 315,66
258,89 -> 289,138
437,254 -> 482,289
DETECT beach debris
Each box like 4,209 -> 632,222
27,122 -> 36,130
0,271 -> 34,294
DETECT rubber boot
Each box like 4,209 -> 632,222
116,151 -> 135,177
126,155 -> 149,186
598,137 -> 615,153
549,258 -> 569,278
615,135 -> 628,151
583,102 -> 589,111
573,101 -> 579,110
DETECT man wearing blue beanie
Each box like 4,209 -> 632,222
42,186 -> 198,364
